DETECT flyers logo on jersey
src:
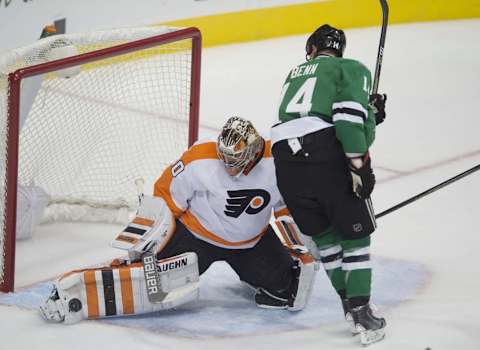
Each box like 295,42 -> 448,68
224,189 -> 271,218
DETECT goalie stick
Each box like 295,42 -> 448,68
372,0 -> 389,94
376,163 -> 480,219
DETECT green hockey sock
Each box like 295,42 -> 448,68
342,237 -> 372,299
312,226 -> 346,295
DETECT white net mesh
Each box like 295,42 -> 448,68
0,26 -> 199,290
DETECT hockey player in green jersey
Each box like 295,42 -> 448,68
270,24 -> 387,346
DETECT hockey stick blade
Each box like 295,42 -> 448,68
376,163 -> 480,219
142,252 -> 168,303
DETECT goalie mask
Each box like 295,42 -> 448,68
217,116 -> 264,176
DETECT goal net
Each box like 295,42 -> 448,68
0,26 -> 201,292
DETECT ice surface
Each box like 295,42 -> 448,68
0,258 -> 427,337
1,19 -> 479,350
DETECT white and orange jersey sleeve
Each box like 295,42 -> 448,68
154,138 -> 287,250
154,140 -> 218,218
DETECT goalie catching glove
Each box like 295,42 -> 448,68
111,195 -> 175,262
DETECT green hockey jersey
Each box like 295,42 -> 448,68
271,55 -> 376,157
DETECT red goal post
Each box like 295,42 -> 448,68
0,26 -> 201,292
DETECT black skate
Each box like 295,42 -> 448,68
255,288 -> 288,309
351,304 -> 386,346
341,298 -> 359,335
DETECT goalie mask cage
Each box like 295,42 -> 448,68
0,26 -> 201,292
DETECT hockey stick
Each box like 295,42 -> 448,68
372,0 -> 389,94
375,163 -> 480,219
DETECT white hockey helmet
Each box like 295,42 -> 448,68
217,116 -> 263,176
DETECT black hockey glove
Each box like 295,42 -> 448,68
369,93 -> 387,125
349,154 -> 375,199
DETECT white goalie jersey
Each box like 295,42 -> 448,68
154,138 -> 289,249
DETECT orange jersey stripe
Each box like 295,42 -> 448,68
119,267 -> 134,315
154,169 -> 184,218
181,209 -> 267,247
84,271 -> 99,319
182,142 -> 219,163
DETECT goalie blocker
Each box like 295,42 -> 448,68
40,252 -> 199,324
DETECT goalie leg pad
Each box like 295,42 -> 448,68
39,252 -> 199,323
273,216 -> 319,311
288,252 -> 319,311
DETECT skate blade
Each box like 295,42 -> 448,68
359,328 -> 385,346
256,303 -> 288,310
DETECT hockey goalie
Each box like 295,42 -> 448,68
40,116 -> 318,323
